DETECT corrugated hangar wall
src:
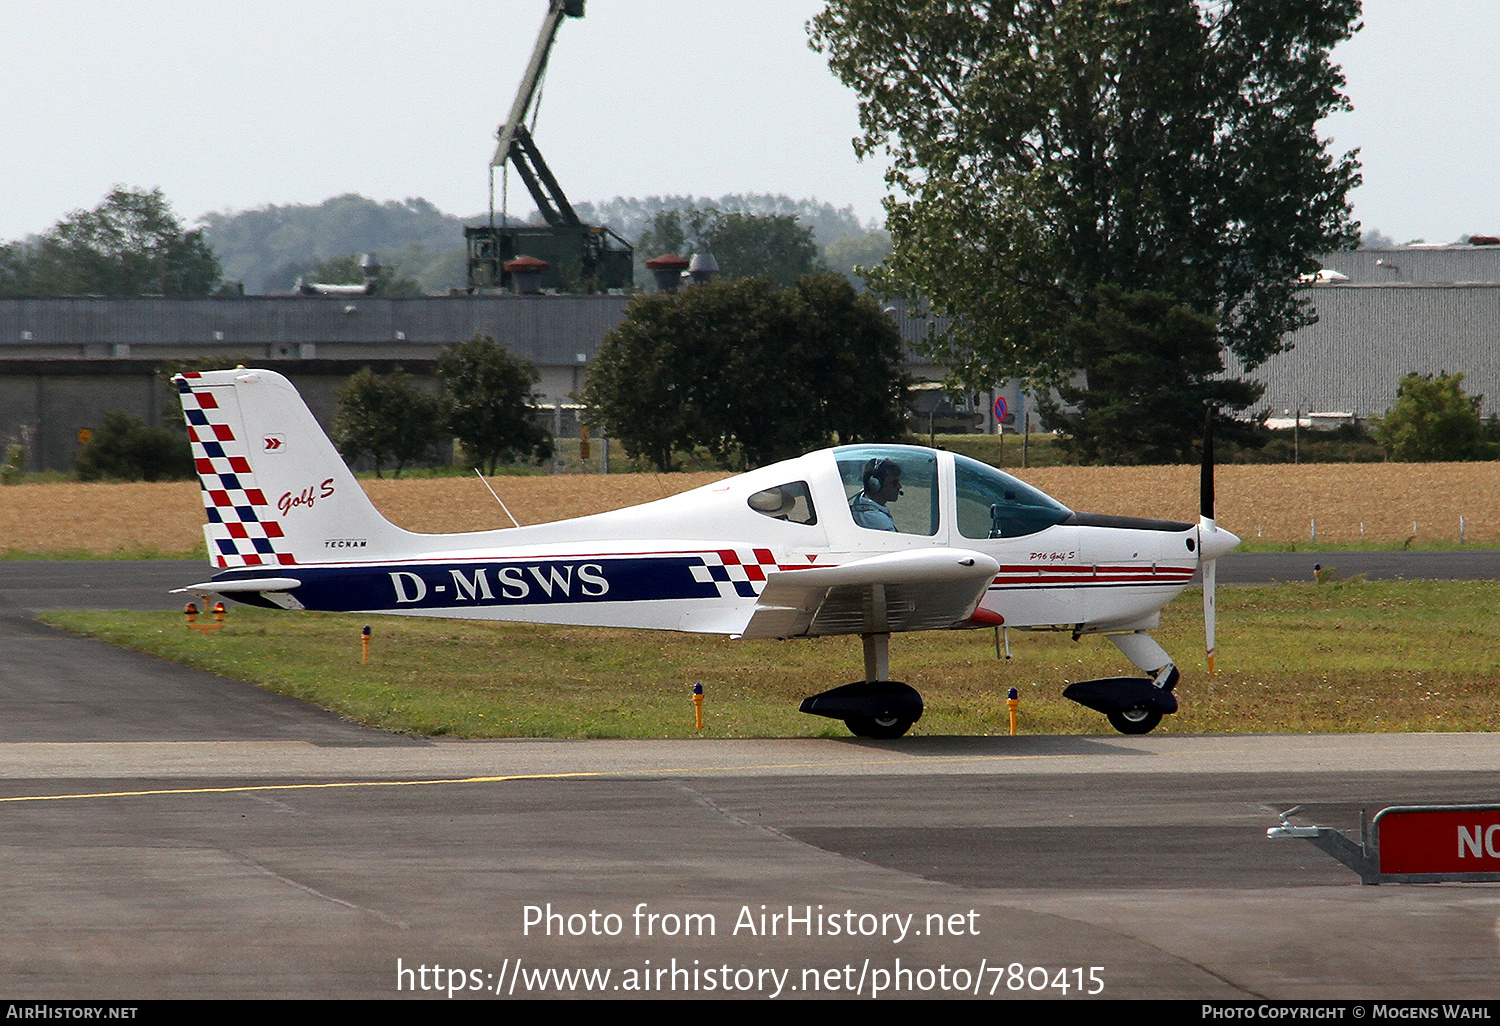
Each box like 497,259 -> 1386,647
1234,284 -> 1500,417
1317,247 -> 1500,285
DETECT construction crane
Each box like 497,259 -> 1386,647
465,0 -> 633,293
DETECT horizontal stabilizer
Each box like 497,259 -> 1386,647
173,577 -> 303,595
173,576 -> 306,609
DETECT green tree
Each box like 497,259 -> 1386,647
635,209 -> 694,263
437,336 -> 554,474
811,1 -> 1361,417
634,207 -> 820,287
581,193 -> 866,249
583,273 -> 909,472
1,187 -> 221,296
1372,373 -> 1496,462
74,411 -> 195,482
1,442 -> 26,484
703,212 -> 819,287
821,228 -> 894,283
788,272 -> 911,446
332,368 -> 448,478
1036,288 -> 1263,464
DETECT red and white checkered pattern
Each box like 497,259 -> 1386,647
691,548 -> 782,598
177,374 -> 293,569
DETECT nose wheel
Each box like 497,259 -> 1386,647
1106,707 -> 1163,735
1064,668 -> 1177,736
844,714 -> 914,740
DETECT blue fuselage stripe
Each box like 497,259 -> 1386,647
215,556 -> 723,612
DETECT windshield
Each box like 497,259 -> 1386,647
953,453 -> 1071,539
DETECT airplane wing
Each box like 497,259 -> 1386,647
737,549 -> 1001,640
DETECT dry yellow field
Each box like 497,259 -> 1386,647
3,462 -> 1498,556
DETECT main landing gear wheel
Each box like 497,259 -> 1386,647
844,715 -> 914,740
1106,707 -> 1162,735
802,681 -> 923,738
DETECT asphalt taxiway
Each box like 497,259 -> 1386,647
2,559 -> 1499,1000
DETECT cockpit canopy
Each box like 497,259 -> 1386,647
828,445 -> 1071,539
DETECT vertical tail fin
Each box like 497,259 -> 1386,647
175,369 -> 411,568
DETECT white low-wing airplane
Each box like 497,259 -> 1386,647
173,368 -> 1239,738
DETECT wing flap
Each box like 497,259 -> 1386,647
738,549 -> 1000,640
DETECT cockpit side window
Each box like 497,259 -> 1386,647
835,446 -> 939,536
747,481 -> 818,525
954,453 -> 1071,539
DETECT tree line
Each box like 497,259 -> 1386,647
332,273 -> 913,477
583,273 -> 908,471
331,335 -> 554,477
0,188 -> 222,298
1,188 -> 892,296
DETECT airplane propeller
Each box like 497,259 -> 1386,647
1197,406 -> 1240,674
1201,408 -> 1218,673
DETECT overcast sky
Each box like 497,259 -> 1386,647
1,1 -> 1495,244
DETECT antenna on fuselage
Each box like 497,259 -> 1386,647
474,469 -> 522,528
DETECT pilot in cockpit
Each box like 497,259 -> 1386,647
849,458 -> 902,531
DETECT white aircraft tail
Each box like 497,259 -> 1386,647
175,368 -> 413,568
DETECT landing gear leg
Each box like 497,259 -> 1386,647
862,632 -> 890,683
1062,632 -> 1179,735
1105,633 -> 1177,735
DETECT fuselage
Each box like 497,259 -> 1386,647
209,443 -> 1209,638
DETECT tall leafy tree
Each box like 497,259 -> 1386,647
811,0 -> 1362,445
635,209 -> 698,263
703,212 -> 820,288
581,193 -> 867,250
437,335 -> 554,475
1,187 -> 221,296
822,228 -> 894,282
583,273 -> 908,471
332,368 -> 448,478
787,272 -> 910,445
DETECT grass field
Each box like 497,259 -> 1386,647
39,579 -> 1500,738
7,455 -> 1500,557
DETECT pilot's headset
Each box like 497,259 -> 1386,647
862,458 -> 902,496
